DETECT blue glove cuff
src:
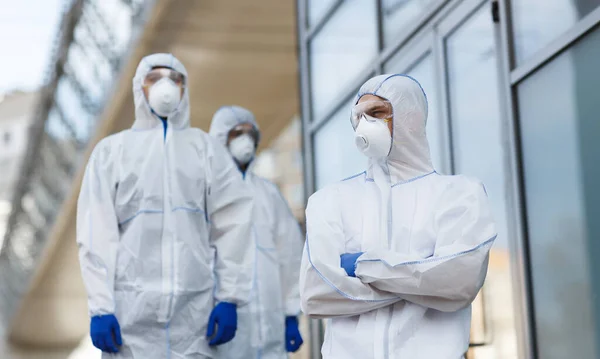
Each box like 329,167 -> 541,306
220,301 -> 237,310
285,316 -> 298,327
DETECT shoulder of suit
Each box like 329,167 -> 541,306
438,173 -> 486,197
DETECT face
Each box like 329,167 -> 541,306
356,94 -> 393,134
227,122 -> 259,146
142,66 -> 186,100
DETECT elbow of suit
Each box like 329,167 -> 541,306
301,300 -> 331,319
300,290 -> 341,319
300,293 -> 315,316
436,298 -> 472,313
300,292 -> 329,319
439,264 -> 488,312
439,283 -> 483,313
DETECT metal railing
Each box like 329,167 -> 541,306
0,0 -> 155,326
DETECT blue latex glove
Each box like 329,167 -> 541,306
285,316 -> 303,352
206,302 -> 237,346
90,314 -> 122,353
340,252 -> 364,277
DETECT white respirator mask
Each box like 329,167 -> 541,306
147,78 -> 182,117
229,134 -> 256,165
354,114 -> 392,158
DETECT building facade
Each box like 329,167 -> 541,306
0,92 -> 37,251
297,0 -> 600,358
254,117 -> 305,222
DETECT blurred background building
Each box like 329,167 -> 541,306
0,92 -> 38,242
0,0 -> 599,358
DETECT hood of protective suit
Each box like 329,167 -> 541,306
355,74 -> 433,183
208,105 -> 260,147
132,53 -> 190,130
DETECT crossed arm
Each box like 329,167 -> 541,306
299,180 -> 496,318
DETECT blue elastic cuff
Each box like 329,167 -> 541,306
285,316 -> 298,326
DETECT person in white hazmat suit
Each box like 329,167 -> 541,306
76,53 -> 255,358
299,74 -> 496,359
209,106 -> 305,358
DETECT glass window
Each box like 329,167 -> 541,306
90,0 -> 133,53
309,0 -> 377,121
516,25 -> 600,359
511,0 -> 600,64
384,53 -> 445,172
382,0 -> 441,45
46,108 -> 73,141
307,0 -> 337,27
45,108 -> 81,172
73,25 -> 114,88
55,78 -> 94,142
314,100 -> 366,189
445,5 -> 518,358
67,46 -> 104,103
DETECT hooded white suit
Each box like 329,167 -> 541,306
209,106 -> 304,359
76,54 -> 255,358
299,75 -> 496,359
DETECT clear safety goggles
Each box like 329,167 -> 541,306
142,67 -> 187,88
350,100 -> 393,129
228,123 -> 260,143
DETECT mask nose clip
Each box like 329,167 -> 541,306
362,114 -> 376,123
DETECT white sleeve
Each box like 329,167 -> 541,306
206,138 -> 254,305
354,179 -> 496,312
76,139 -> 119,317
270,185 -> 303,317
299,188 -> 401,319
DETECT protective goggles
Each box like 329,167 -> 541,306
350,100 -> 393,129
143,67 -> 186,88
228,123 -> 260,144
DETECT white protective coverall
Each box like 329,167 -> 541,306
299,75 -> 496,359
76,54 -> 254,359
209,106 -> 303,359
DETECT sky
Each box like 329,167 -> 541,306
0,0 -> 65,94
